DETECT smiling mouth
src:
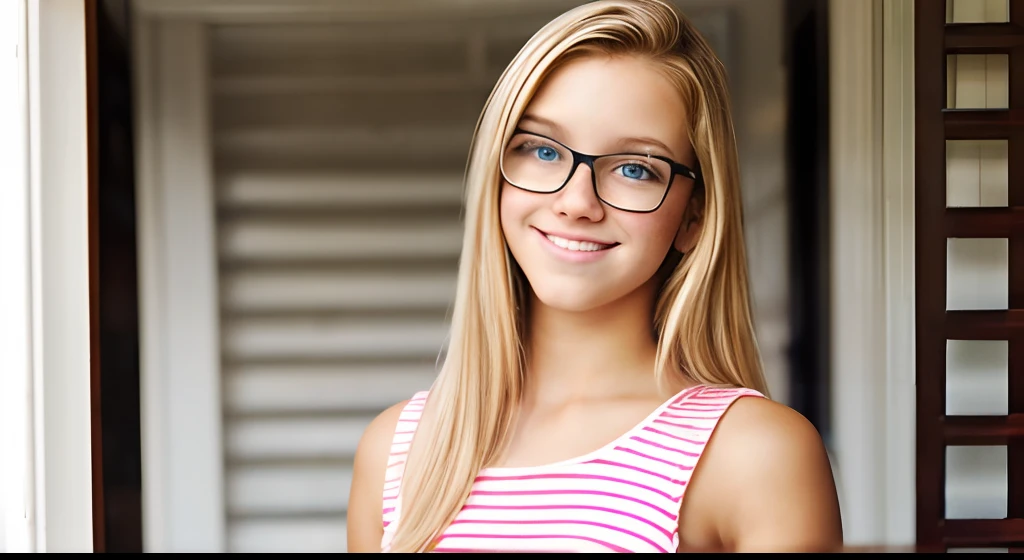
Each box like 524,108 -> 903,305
542,232 -> 618,252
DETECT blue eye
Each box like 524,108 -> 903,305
535,146 -> 559,162
620,164 -> 650,180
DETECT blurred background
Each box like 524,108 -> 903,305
76,0 -> 1015,554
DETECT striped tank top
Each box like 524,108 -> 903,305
380,384 -> 764,553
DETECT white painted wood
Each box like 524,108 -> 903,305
217,172 -> 465,208
949,54 -> 1009,109
830,0 -> 886,545
222,317 -> 451,361
224,364 -> 440,414
946,141 -> 981,207
948,0 -> 1009,23
946,340 -> 1008,416
228,518 -> 347,553
956,55 -> 989,107
945,446 -> 1008,520
222,268 -> 458,312
977,141 -> 1010,206
214,125 -> 475,163
26,0 -> 93,552
984,55 -> 1009,108
946,238 -> 1009,311
17,0 -> 95,552
830,0 -> 919,546
131,13 -> 164,555
0,0 -> 33,553
219,218 -> 464,262
879,0 -> 916,546
133,18 -> 225,553
226,465 -> 352,515
226,417 -> 372,460
946,140 -> 1009,208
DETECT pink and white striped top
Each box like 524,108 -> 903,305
380,384 -> 764,553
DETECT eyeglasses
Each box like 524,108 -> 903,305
499,128 -> 700,213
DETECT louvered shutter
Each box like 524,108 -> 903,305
208,21 -> 507,552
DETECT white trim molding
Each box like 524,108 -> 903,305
829,0 -> 915,547
0,0 -> 34,553
0,0 -> 94,553
879,0 -> 916,546
133,15 -> 225,554
28,0 -> 94,551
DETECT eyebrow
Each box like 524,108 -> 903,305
615,137 -> 678,160
517,113 -> 681,160
518,114 -> 565,135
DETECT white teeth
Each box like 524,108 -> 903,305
545,234 -> 609,252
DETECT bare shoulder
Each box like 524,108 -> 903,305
687,395 -> 843,552
715,396 -> 830,463
346,399 -> 411,553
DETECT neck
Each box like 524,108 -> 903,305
523,278 -> 666,406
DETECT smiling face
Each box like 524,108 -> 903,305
499,53 -> 699,314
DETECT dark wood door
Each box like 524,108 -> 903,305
915,0 -> 1024,551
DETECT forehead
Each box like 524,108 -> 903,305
521,54 -> 690,158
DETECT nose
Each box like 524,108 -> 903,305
550,162 -> 605,222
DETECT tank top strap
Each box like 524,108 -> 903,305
641,384 -> 766,467
381,391 -> 430,544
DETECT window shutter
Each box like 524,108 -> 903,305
209,21 -> 497,552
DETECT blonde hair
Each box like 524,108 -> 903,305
388,0 -> 767,551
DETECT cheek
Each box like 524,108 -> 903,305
625,195 -> 688,258
499,184 -> 535,239
498,185 -> 516,240
623,217 -> 679,264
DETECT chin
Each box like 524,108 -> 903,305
529,280 -> 630,313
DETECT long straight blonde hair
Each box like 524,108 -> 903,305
387,0 -> 768,552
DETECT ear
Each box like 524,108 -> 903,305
674,184 -> 705,254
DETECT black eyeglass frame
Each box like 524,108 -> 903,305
499,127 -> 702,214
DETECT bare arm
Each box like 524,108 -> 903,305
346,400 -> 408,553
682,397 -> 844,553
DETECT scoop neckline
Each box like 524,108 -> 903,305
478,383 -> 706,474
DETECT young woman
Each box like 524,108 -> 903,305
348,0 -> 842,553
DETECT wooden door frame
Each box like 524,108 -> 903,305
915,0 -> 1024,550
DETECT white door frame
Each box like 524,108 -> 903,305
828,0 -> 916,546
132,12 -> 224,553
0,0 -> 94,553
130,0 -> 916,551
